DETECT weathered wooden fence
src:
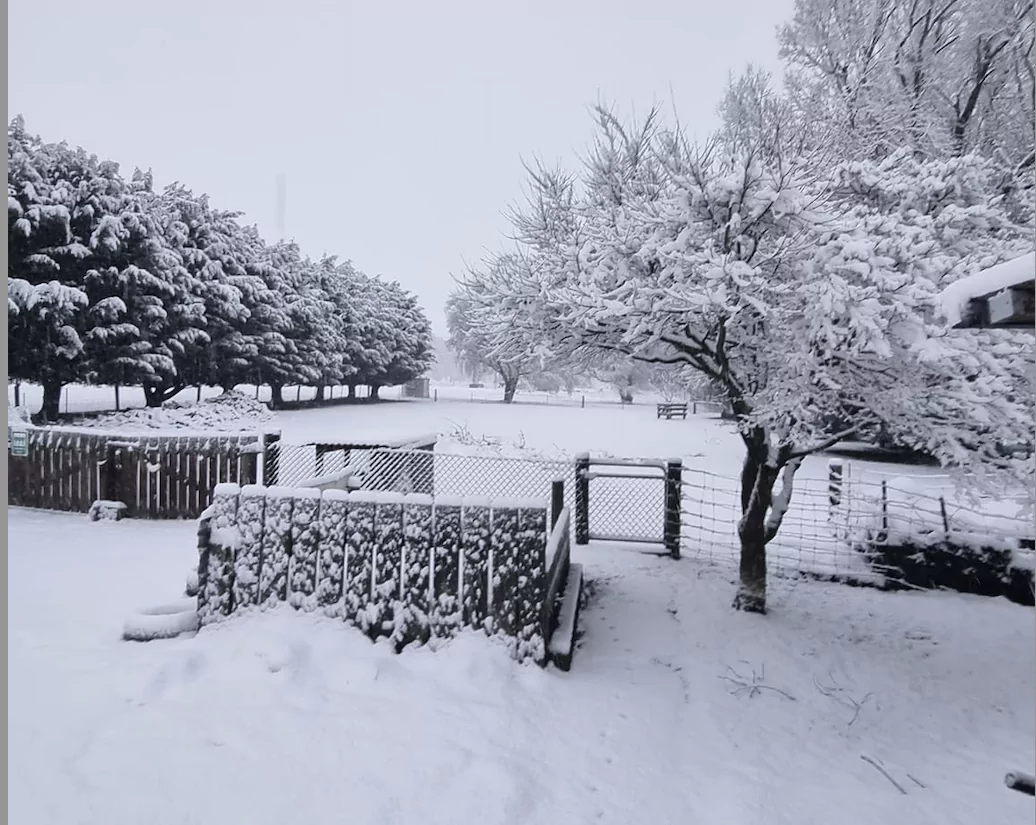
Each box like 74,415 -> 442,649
7,428 -> 261,519
197,483 -> 570,664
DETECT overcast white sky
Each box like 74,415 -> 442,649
9,0 -> 793,335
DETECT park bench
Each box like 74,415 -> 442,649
656,402 -> 688,420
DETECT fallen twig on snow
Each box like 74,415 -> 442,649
813,671 -> 874,726
719,663 -> 797,702
861,755 -> 908,795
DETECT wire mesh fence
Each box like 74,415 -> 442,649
265,440 -> 1033,592
266,443 -> 338,487
679,465 -> 1035,585
329,447 -> 577,530
264,437 -> 438,489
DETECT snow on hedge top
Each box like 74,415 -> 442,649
937,253 -> 1035,326
61,390 -> 274,434
7,403 -> 32,426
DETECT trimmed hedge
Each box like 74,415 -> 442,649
857,528 -> 1035,606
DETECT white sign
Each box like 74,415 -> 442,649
9,428 -> 29,457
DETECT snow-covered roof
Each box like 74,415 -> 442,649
937,253 -> 1035,327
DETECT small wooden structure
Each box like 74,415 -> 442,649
656,402 -> 688,420
939,253 -> 1035,331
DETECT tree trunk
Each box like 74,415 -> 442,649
269,383 -> 284,410
196,385 -> 202,402
315,384 -> 326,402
347,383 -> 357,399
502,376 -> 519,404
370,384 -> 381,400
733,450 -> 779,615
619,389 -> 634,404
40,379 -> 63,422
14,382 -> 21,408
144,383 -> 186,408
114,384 -> 121,411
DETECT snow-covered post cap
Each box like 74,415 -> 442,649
935,252 -> 1036,327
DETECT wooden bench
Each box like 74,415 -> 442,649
656,402 -> 688,420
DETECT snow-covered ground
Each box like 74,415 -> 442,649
7,381 -> 656,420
9,506 -> 1034,825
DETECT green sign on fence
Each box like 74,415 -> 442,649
9,429 -> 28,457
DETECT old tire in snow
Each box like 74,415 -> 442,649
123,597 -> 199,642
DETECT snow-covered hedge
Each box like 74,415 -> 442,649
195,484 -> 554,662
856,528 -> 1035,606
63,390 -> 274,433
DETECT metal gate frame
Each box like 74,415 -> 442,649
573,453 -> 682,558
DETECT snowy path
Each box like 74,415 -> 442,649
9,509 -> 1035,825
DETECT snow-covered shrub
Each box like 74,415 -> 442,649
198,484 -> 240,625
857,528 -> 1035,605
64,389 -> 274,433
195,482 -> 556,663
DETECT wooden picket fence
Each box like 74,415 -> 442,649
198,484 -> 566,663
7,428 -> 262,519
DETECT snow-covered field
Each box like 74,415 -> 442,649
9,506 -> 1034,825
9,386 -> 1036,823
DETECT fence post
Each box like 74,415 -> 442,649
262,430 -> 282,486
551,478 -> 565,531
574,453 -> 590,545
664,458 -> 682,559
103,444 -> 121,503
581,395 -> 585,409
880,480 -> 889,535
314,444 -> 329,477
240,439 -> 259,486
827,459 -> 843,517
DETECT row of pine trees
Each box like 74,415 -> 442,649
8,117 -> 433,420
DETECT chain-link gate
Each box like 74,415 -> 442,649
574,454 -> 682,557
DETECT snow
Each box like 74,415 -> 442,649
51,389 -> 275,434
348,490 -> 407,505
546,562 -> 583,659
435,495 -> 466,508
9,506 -> 1034,824
463,495 -> 493,509
546,508 -> 571,569
122,599 -> 199,642
290,487 -> 322,502
937,253 -> 1036,327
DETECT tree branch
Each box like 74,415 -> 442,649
786,426 -> 860,461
